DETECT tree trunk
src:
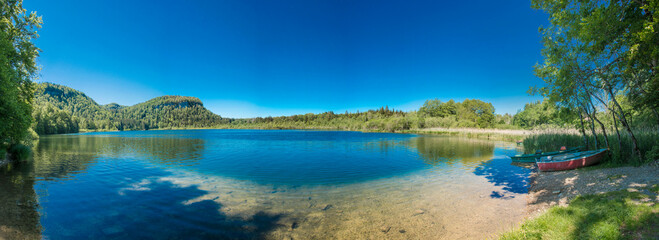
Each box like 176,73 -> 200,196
590,102 -> 610,156
578,108 -> 589,149
612,109 -> 622,159
607,87 -> 643,160
585,104 -> 600,149
588,81 -> 644,161
652,107 -> 659,130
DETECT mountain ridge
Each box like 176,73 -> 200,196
33,82 -> 226,134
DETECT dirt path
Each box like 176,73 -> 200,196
526,162 -> 659,216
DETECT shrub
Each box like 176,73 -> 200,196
646,145 -> 659,162
0,147 -> 6,160
8,144 -> 31,161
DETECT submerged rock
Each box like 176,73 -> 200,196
322,204 -> 333,211
413,209 -> 425,216
380,226 -> 391,233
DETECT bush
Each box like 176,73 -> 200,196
646,145 -> 659,162
8,144 -> 31,161
0,147 -> 6,160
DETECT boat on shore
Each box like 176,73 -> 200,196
536,149 -> 608,171
510,146 -> 583,163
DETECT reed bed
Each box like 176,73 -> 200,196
421,127 -> 531,136
522,128 -> 659,165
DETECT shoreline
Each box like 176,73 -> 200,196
45,127 -> 530,143
525,162 -> 659,217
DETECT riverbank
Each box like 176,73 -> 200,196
501,162 -> 659,239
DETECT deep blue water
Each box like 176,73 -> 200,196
0,130 -> 532,239
78,130 -> 427,185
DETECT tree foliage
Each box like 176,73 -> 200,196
0,0 -> 41,146
532,0 -> 659,161
419,99 -> 495,128
513,99 -> 579,129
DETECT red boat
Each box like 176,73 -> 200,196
536,149 -> 608,172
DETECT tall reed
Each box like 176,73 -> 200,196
522,128 -> 659,165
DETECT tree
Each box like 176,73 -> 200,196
0,0 -> 41,146
532,0 -> 658,160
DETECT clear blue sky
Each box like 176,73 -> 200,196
26,0 -> 548,118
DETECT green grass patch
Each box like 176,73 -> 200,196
500,186 -> 659,240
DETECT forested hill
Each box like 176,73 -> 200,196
32,82 -> 226,134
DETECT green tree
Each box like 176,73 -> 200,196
0,0 -> 41,146
532,0 -> 658,160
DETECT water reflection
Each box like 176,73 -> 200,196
0,161 -> 41,239
413,136 -> 495,167
31,135 -> 206,180
0,130 -> 532,239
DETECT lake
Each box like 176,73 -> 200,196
0,130 -> 532,239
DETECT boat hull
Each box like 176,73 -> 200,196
511,147 -> 582,163
536,149 -> 607,171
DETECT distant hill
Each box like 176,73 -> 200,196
32,82 -> 225,134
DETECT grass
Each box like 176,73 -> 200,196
522,128 -> 659,165
500,185 -> 659,240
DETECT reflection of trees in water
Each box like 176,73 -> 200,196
95,136 -> 206,167
0,161 -> 41,239
1,135 -> 207,239
32,136 -> 206,180
412,136 -> 495,166
358,138 -> 414,154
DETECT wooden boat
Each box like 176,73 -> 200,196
536,149 -> 608,171
510,146 -> 583,163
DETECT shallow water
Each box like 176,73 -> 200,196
0,130 -> 532,239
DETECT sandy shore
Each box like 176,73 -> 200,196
526,162 -> 659,217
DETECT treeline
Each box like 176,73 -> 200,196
224,99 -> 516,131
32,83 -> 227,134
33,82 -> 523,134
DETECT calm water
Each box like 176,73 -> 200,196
0,130 -> 532,239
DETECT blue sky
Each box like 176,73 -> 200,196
26,0 -> 548,118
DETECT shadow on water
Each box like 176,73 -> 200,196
0,161 -> 41,239
473,153 -> 533,199
43,178 -> 284,239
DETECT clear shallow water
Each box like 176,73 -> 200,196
0,130 -> 532,239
